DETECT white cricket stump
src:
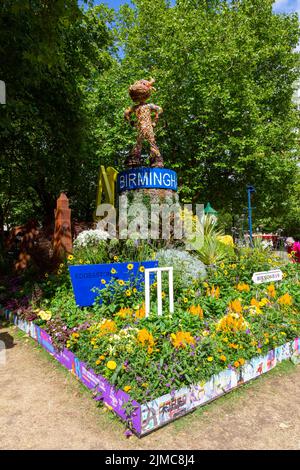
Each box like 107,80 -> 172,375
144,267 -> 174,317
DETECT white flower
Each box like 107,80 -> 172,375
74,229 -> 110,248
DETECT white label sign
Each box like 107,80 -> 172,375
0,80 -> 6,104
252,269 -> 283,284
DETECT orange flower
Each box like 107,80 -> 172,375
229,299 -> 243,314
220,355 -> 227,362
137,328 -> 155,354
115,307 -> 133,319
236,282 -> 250,292
188,305 -> 203,319
234,361 -> 240,368
134,303 -> 146,319
267,284 -> 276,298
98,319 -> 117,337
207,285 -> 220,299
278,293 -> 293,306
216,312 -> 248,333
170,331 -> 195,349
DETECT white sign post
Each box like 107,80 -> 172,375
144,266 -> 174,317
252,269 -> 283,284
0,81 -> 6,105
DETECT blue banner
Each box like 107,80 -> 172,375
117,167 -> 177,193
69,260 -> 158,307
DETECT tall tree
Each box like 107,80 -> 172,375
95,0 -> 300,233
0,0 -> 113,227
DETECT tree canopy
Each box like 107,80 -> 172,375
1,0 -> 299,236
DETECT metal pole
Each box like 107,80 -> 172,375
247,186 -> 253,247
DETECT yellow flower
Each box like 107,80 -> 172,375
111,268 -> 117,274
127,263 -> 134,270
101,279 -> 106,284
234,361 -> 240,368
222,337 -> 229,343
133,287 -> 137,293
98,319 -> 117,337
189,305 -> 203,319
207,356 -> 214,362
125,289 -> 132,297
267,284 -> 276,298
44,273 -> 48,278
202,330 -> 210,337
139,266 -> 145,272
118,279 -> 125,286
79,259 -> 83,264
96,355 -> 105,365
203,282 -> 209,288
107,360 -> 117,370
224,270 -> 228,276
142,382 -> 148,388
236,282 -> 250,293
238,358 -> 245,366
137,328 -> 155,353
229,299 -> 243,314
116,307 -> 132,319
257,348 -> 262,354
183,297 -> 188,303
67,254 -> 74,261
59,263 -> 64,268
71,332 -> 79,339
113,256 -> 118,261
161,291 -> 166,298
220,355 -> 227,362
217,235 -> 234,247
38,310 -> 52,321
171,331 -> 195,349
123,385 -> 132,392
220,262 -> 225,269
278,293 -> 293,306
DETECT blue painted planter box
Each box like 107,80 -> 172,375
68,260 -> 158,307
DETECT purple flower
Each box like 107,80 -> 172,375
258,342 -> 262,348
228,364 -> 234,370
246,329 -> 250,335
166,383 -> 171,387
170,389 -> 176,398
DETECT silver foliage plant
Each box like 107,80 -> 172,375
156,248 -> 207,284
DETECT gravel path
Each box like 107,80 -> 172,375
0,322 -> 299,450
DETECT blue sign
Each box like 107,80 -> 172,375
69,260 -> 158,307
117,167 -> 177,193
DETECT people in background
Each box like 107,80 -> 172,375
286,237 -> 300,263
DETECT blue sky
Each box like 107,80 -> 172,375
79,0 -> 300,14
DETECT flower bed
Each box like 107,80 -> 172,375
2,308 -> 299,436
2,237 -> 300,436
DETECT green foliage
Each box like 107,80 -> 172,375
94,0 -> 300,234
0,1 -> 113,226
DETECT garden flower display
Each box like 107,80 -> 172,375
4,238 -> 299,407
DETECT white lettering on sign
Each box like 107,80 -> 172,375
252,269 -> 283,284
